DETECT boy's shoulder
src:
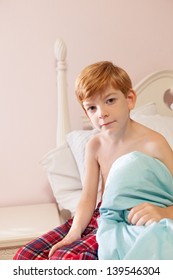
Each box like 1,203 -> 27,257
137,122 -> 173,159
86,132 -> 101,150
139,122 -> 168,144
134,121 -> 166,142
132,121 -> 171,154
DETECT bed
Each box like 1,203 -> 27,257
0,38 -> 173,260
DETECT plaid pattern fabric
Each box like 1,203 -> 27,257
13,203 -> 100,260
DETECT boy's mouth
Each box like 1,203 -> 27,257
101,120 -> 116,127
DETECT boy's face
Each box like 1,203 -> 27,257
83,85 -> 136,133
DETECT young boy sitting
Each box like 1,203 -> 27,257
14,61 -> 173,260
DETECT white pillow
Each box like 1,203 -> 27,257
132,114 -> 173,149
131,102 -> 157,118
41,145 -> 82,215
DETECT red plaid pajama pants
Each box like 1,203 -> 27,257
13,203 -> 100,260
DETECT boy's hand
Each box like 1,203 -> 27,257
128,202 -> 167,226
48,230 -> 81,259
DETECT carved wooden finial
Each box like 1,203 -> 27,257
54,38 -> 70,147
54,38 -> 67,61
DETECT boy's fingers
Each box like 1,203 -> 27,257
49,239 -> 69,258
49,241 -> 62,258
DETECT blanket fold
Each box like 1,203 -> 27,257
97,151 -> 173,259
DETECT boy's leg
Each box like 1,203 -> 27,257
13,202 -> 100,260
13,219 -> 72,260
50,230 -> 98,260
50,205 -> 100,260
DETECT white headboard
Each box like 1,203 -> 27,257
54,38 -> 173,147
134,70 -> 173,117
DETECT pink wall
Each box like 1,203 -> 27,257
0,0 -> 173,207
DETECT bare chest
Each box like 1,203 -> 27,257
98,142 -> 144,186
99,152 -> 120,186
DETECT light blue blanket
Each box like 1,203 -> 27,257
96,151 -> 173,259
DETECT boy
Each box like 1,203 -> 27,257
14,61 -> 173,260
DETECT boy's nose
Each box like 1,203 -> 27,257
98,107 -> 109,119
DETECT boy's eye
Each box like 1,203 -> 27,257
106,98 -> 116,104
87,106 -> 96,112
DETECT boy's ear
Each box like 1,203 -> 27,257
127,89 -> 136,110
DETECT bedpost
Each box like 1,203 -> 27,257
54,38 -> 70,147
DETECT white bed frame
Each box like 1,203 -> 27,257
1,38 -> 173,260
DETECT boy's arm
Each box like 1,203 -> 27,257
70,137 -> 100,233
49,137 -> 100,257
154,135 -> 173,176
128,136 -> 173,226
